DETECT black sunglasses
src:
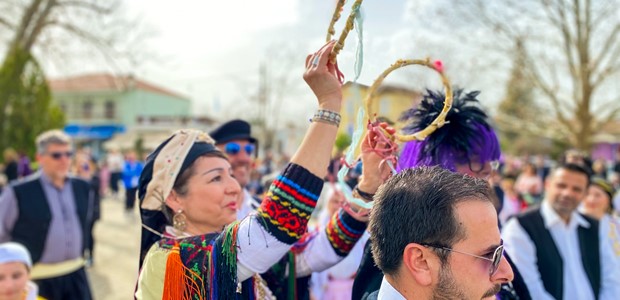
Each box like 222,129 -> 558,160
422,242 -> 504,276
225,142 -> 255,155
48,151 -> 73,160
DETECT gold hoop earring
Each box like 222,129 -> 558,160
173,209 -> 187,232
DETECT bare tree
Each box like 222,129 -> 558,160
415,0 -> 620,150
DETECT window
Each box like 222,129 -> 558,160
105,100 -> 115,119
83,100 -> 93,119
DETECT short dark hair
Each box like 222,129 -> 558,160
552,163 -> 591,186
369,166 -> 493,275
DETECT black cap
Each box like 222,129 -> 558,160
209,119 -> 257,145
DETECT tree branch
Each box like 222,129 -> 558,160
591,24 -> 620,75
23,0 -> 58,51
57,0 -> 116,14
12,0 -> 44,49
0,16 -> 14,29
523,54 -> 576,135
592,103 -> 620,132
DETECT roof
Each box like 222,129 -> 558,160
48,73 -> 189,100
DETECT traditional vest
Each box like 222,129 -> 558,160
11,175 -> 90,263
516,207 -> 601,300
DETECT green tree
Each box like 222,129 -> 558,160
0,0 -> 141,153
335,132 -> 352,154
0,47 -> 65,156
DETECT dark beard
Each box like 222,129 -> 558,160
432,263 -> 467,300
431,263 -> 501,300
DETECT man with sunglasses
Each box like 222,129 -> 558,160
365,166 -> 514,299
353,89 -> 528,300
209,119 -> 260,219
0,129 -> 93,299
502,163 -> 620,300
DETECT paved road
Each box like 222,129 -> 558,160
86,197 -> 141,300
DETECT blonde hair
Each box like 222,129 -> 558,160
3,148 -> 18,162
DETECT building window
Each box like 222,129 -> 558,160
105,100 -> 115,119
83,100 -> 93,119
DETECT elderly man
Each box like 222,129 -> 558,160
367,166 -> 514,299
0,130 -> 93,300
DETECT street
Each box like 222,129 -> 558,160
86,197 -> 141,300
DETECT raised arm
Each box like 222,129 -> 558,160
291,40 -> 343,177
237,40 -> 345,280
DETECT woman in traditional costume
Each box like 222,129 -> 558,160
135,40 -> 368,299
580,178 -> 620,258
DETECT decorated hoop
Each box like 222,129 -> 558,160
325,0 -> 364,64
364,58 -> 453,142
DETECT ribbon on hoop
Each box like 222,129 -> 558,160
325,0 -> 365,83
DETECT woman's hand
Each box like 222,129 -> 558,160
303,40 -> 342,111
358,122 -> 396,194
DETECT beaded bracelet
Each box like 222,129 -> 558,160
311,109 -> 341,127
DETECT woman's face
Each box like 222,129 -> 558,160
0,262 -> 29,300
168,156 -> 242,234
583,185 -> 611,219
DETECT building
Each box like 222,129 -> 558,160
49,73 -> 209,157
591,120 -> 620,162
340,81 -> 421,138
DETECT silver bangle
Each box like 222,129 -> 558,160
310,109 -> 341,127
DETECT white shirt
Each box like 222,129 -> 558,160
502,201 -> 620,300
377,277 -> 406,300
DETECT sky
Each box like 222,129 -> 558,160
41,0 -> 508,125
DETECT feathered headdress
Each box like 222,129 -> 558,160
398,89 -> 500,172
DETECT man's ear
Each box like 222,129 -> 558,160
402,243 -> 434,286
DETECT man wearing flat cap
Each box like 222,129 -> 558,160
209,119 -> 261,219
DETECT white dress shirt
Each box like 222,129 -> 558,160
378,277 -> 406,300
502,201 -> 620,300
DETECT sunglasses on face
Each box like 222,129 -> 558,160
422,242 -> 504,276
48,151 -> 73,160
225,143 -> 255,156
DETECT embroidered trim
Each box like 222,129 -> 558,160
257,163 -> 323,244
326,209 -> 367,256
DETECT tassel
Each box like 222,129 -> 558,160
162,242 -> 188,300
162,241 -> 205,300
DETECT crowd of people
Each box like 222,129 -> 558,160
0,40 -> 619,300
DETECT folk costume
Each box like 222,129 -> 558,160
135,129 -> 366,299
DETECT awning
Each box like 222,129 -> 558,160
64,124 -> 126,140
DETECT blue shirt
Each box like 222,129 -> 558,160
123,160 -> 144,189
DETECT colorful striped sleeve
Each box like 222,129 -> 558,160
325,209 -> 367,257
256,163 -> 323,244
